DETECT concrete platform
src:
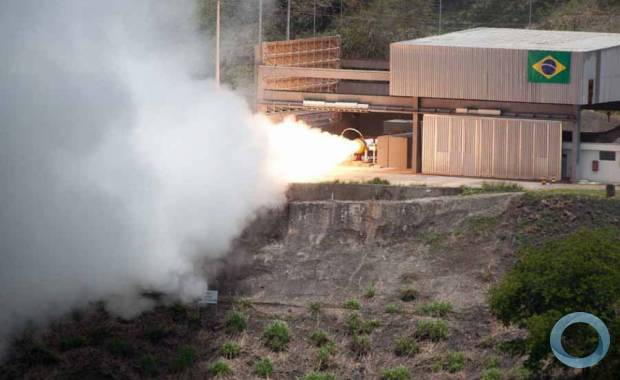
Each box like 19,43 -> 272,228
315,164 -> 610,191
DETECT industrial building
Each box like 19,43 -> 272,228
257,28 -> 620,183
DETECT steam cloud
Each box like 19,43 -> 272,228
0,0 -> 318,354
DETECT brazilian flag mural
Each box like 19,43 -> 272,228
528,50 -> 571,84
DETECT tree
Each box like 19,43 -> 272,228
489,228 -> 620,377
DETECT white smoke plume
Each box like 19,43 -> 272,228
0,0 -> 356,354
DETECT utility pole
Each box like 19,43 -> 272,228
528,0 -> 533,28
258,0 -> 263,45
286,0 -> 291,40
313,0 -> 317,36
438,0 -> 442,34
215,0 -> 221,87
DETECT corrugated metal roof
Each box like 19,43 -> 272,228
396,28 -> 620,52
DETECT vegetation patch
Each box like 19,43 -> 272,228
225,311 -> 247,335
415,319 -> 449,341
350,335 -> 371,357
219,341 -> 240,359
253,357 -> 273,378
384,303 -> 402,314
170,346 -> 198,373
380,365 -> 411,380
310,329 -> 330,347
138,354 -> 159,377
301,372 -> 336,380
481,367 -> 502,380
363,282 -> 376,299
421,301 -> 453,317
461,182 -> 524,196
209,360 -> 233,377
262,320 -> 290,352
315,343 -> 335,370
392,337 -> 419,357
433,351 -> 466,373
344,313 -> 379,335
343,298 -> 362,310
489,228 -> 620,375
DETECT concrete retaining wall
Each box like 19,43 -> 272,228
286,193 -> 521,245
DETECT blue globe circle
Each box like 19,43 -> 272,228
541,59 -> 557,75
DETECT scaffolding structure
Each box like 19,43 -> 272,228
261,35 -> 341,94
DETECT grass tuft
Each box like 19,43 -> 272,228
225,311 -> 247,335
392,337 -> 419,357
209,360 -> 233,377
421,301 -> 453,317
385,303 -> 402,314
262,320 -> 290,352
254,357 -> 273,378
170,346 -> 198,372
416,319 -> 449,341
310,329 -> 330,347
363,283 -> 376,299
350,335 -> 371,357
301,372 -> 336,380
380,365 -> 411,380
219,341 -> 241,359
343,299 -> 362,310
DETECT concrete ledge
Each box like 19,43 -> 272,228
286,183 -> 461,202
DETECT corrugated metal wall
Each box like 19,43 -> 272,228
599,46 -> 620,103
377,135 -> 408,169
422,115 -> 563,180
390,44 -> 584,104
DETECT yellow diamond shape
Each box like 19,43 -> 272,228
532,55 -> 566,79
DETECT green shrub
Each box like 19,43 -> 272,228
209,360 -> 233,377
309,302 -> 322,316
315,343 -> 335,369
86,326 -> 112,345
105,338 -> 134,357
384,303 -> 401,314
421,301 -> 453,317
219,341 -> 240,359
380,365 -> 411,380
392,337 -> 419,357
343,299 -> 362,310
432,351 -> 466,373
310,329 -> 330,347
416,319 -> 449,341
59,335 -> 87,351
301,372 -> 336,380
344,313 -> 379,335
345,312 -> 363,335
254,357 -> 273,378
225,311 -> 247,334
489,228 -> 620,372
485,355 -> 501,369
399,288 -> 418,302
138,354 -> 159,377
350,335 -> 371,357
363,283 -> 376,299
446,351 -> 466,373
263,320 -> 290,351
170,346 -> 198,372
481,368 -> 503,380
